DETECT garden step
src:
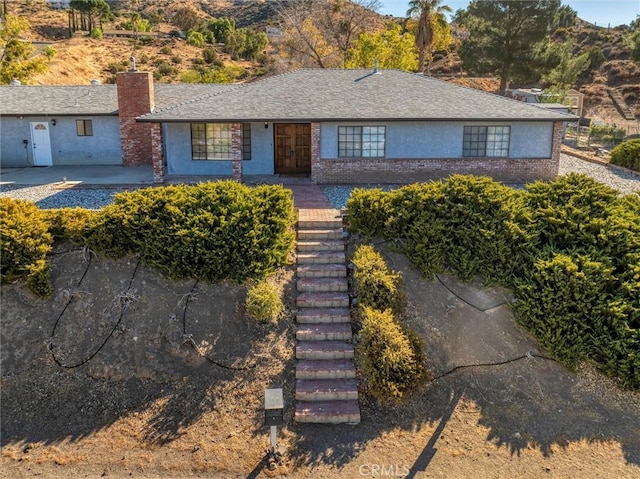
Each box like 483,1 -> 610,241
297,264 -> 347,278
298,228 -> 344,240
297,240 -> 344,252
296,341 -> 354,360
297,251 -> 346,264
296,323 -> 352,341
298,218 -> 343,230
295,379 -> 358,401
294,400 -> 361,424
296,308 -> 351,324
296,359 -> 356,379
296,292 -> 349,308
297,277 -> 348,293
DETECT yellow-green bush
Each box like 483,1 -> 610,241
86,181 -> 296,282
609,139 -> 640,171
346,188 -> 392,237
44,207 -> 99,242
347,174 -> 640,389
352,244 -> 404,314
358,307 -> 426,400
0,198 -> 53,296
0,181 -> 296,298
245,278 -> 284,324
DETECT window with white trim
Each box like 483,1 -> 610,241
338,126 -> 385,158
191,123 -> 232,160
463,126 -> 510,157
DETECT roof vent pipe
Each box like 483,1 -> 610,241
90,79 -> 101,85
129,56 -> 136,72
10,79 -> 21,86
373,59 -> 380,74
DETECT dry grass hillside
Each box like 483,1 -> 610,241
11,0 -> 270,85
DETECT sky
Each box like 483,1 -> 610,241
380,0 -> 639,27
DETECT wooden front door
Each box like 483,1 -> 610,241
274,123 -> 311,175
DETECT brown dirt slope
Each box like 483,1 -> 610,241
2,242 -> 639,478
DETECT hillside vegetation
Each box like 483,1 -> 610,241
1,0 -> 638,126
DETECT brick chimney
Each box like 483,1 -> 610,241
116,62 -> 155,167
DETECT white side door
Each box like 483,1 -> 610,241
30,122 -> 53,166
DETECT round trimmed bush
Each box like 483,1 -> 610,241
359,306 -> 426,400
245,278 -> 284,324
610,139 -> 640,171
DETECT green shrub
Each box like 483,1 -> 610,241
610,139 -> 640,171
90,27 -> 103,39
170,55 -> 182,64
44,207 -> 98,243
523,174 -> 639,275
359,307 -> 426,400
437,175 -> 532,283
107,61 -> 127,74
347,173 -> 640,389
245,278 -> 284,324
352,244 -> 404,314
349,176 -> 532,282
42,45 -> 56,60
202,46 -> 220,65
0,198 -> 53,296
157,62 -> 176,76
160,46 -> 172,55
514,253 -> 639,388
186,30 -> 205,47
86,181 -> 295,282
346,188 -> 391,237
26,259 -> 52,297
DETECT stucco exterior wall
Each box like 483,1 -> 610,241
0,116 -> 121,166
164,122 -> 274,176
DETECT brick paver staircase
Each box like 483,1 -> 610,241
294,208 -> 361,424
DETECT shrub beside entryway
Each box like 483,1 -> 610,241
352,244 -> 427,400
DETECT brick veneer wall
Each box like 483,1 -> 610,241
232,123 -> 243,180
312,156 -> 558,184
150,123 -> 165,183
310,122 -> 321,182
116,71 -> 155,167
550,121 -> 563,171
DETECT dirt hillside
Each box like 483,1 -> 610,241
1,243 -> 639,478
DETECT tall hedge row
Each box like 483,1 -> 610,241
347,174 -> 640,389
87,181 -> 295,282
0,181 -> 296,296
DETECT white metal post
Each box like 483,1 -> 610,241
270,425 -> 277,451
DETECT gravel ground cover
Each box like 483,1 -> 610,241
0,184 -> 126,209
1,154 -> 637,210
